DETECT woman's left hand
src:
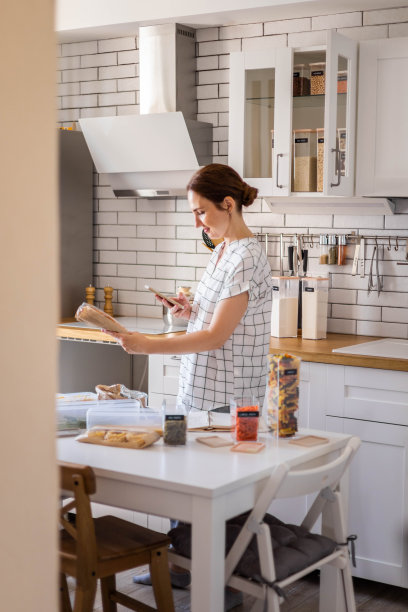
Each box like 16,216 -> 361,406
101,330 -> 147,354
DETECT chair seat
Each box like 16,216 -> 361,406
61,515 -> 171,563
169,511 -> 337,582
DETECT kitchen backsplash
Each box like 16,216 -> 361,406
57,6 -> 408,338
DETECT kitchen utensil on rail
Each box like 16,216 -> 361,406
351,239 -> 360,276
367,241 -> 383,296
359,237 -> 365,277
287,246 -> 294,276
279,233 -> 284,276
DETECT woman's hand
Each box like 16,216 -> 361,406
101,330 -> 147,354
156,291 -> 192,321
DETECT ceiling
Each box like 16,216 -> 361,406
56,0 -> 406,42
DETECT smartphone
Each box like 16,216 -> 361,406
144,285 -> 182,307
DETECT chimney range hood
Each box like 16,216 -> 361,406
79,24 -> 212,198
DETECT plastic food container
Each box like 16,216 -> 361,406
271,277 -> 299,338
86,400 -> 162,430
267,354 -> 300,438
56,392 -> 98,432
162,403 -> 187,445
230,397 -> 259,442
292,129 -> 317,192
316,128 -> 324,192
310,62 -> 326,95
293,64 -> 310,97
301,277 -> 329,339
337,70 -> 348,93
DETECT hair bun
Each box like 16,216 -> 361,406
242,183 -> 258,207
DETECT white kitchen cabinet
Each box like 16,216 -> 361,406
148,353 -> 181,408
327,416 -> 408,588
357,37 -> 408,197
228,30 -> 357,198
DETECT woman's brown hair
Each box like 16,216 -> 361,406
186,163 -> 258,212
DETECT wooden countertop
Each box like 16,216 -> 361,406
269,333 -> 408,372
57,320 -> 408,372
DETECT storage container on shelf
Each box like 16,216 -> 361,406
301,277 -> 329,339
337,128 -> 347,151
292,129 -> 317,192
270,276 -> 299,338
337,70 -> 348,94
293,64 -> 310,97
309,62 -> 326,95
316,128 -> 324,192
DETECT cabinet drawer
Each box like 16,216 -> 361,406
328,365 -> 408,425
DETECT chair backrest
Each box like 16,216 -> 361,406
224,436 -> 361,581
277,436 -> 361,499
59,461 -> 98,584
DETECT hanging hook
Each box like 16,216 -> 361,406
309,235 -> 314,249
395,236 -> 399,251
387,236 -> 392,251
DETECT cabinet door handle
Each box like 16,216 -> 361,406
170,355 -> 181,361
330,147 -> 342,187
276,153 -> 284,189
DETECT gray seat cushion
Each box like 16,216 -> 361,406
168,511 -> 337,582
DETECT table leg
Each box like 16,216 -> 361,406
190,495 -> 226,612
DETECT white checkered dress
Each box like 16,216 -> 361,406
177,237 -> 273,410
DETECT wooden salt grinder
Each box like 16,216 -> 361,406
104,286 -> 114,315
85,284 -> 95,305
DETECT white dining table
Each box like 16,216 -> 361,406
57,429 -> 352,612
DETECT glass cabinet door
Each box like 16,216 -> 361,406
229,49 -> 292,196
228,32 -> 357,198
324,31 -> 358,196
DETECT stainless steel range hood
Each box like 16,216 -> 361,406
79,24 -> 212,198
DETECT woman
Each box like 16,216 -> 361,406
106,163 -> 273,412
105,164 -> 272,610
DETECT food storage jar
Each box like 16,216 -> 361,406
267,353 -> 300,438
316,128 -> 324,192
230,396 -> 260,442
310,62 -> 326,95
293,64 -> 310,97
292,129 -> 317,192
327,234 -> 337,265
270,276 -> 299,338
337,128 -> 347,151
301,277 -> 329,339
337,70 -> 348,93
162,402 -> 187,445
319,234 -> 329,264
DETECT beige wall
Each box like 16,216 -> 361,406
0,1 -> 58,610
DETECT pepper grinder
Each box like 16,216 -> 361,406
85,284 -> 95,305
104,286 -> 114,315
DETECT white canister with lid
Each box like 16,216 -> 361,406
301,277 -> 329,339
271,277 -> 299,338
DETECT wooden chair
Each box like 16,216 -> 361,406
168,436 -> 361,612
59,461 -> 175,612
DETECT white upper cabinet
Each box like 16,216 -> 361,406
356,37 -> 408,197
228,30 -> 358,198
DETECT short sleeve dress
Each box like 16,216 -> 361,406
177,237 -> 273,411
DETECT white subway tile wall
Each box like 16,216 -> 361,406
57,9 -> 408,337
